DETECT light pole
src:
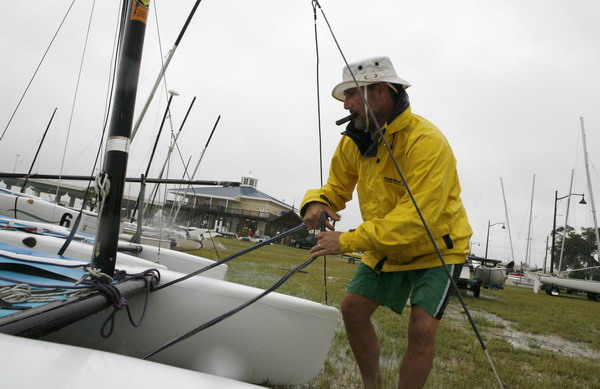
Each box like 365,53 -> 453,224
551,190 -> 586,274
484,220 -> 505,259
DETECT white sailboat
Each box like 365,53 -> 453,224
533,117 -> 600,301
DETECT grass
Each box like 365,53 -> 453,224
191,238 -> 600,388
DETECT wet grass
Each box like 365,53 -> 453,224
191,238 -> 600,388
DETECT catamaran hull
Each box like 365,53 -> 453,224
0,189 -> 98,235
0,229 -> 339,385
41,268 -> 340,385
535,274 -> 600,294
0,229 -> 227,280
0,333 -> 264,389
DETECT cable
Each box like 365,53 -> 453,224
312,0 -> 328,305
152,223 -> 307,291
0,0 -> 77,142
142,253 -> 317,360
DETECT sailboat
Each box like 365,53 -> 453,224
533,117 -> 600,301
0,1 -> 339,386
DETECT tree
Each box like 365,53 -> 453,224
552,225 -> 599,280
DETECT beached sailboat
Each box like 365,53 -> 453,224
533,118 -> 600,301
468,254 -> 511,289
0,1 -> 339,386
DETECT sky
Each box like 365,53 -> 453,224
1,0 -> 599,269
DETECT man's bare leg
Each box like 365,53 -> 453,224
341,293 -> 382,389
398,305 -> 439,389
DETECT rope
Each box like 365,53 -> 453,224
312,0 -> 328,305
95,171 -> 111,218
313,3 -> 504,387
0,283 -> 94,304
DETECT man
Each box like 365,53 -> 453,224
301,56 -> 472,388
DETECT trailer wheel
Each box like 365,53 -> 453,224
348,257 -> 356,264
588,293 -> 600,301
549,286 -> 560,296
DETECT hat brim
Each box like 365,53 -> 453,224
331,78 -> 411,101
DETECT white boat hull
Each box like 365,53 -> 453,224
0,229 -> 339,385
0,229 -> 227,280
535,274 -> 600,294
475,266 -> 507,287
0,333 -> 264,389
0,188 -> 98,235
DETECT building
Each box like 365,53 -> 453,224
167,174 -> 302,239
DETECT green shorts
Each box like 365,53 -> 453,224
347,262 -> 461,319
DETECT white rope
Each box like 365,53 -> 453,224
95,171 -> 111,217
0,283 -> 95,304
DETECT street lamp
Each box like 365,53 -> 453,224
550,190 -> 586,274
484,220 -> 505,259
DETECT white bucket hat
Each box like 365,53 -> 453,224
331,56 -> 411,101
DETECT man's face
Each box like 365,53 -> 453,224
342,85 -> 379,131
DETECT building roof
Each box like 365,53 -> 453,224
170,185 -> 294,210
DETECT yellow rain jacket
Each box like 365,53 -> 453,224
301,107 -> 472,272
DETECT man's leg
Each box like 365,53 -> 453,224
398,305 -> 439,389
341,293 -> 382,389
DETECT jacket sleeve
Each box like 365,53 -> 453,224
301,138 -> 359,215
339,131 -> 460,257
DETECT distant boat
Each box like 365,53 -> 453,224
533,118 -> 600,302
534,273 -> 600,300
506,271 -> 536,288
468,254 -> 512,289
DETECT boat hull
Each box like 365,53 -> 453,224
41,269 -> 340,385
475,266 -> 507,287
536,274 -> 600,294
0,228 -> 339,385
0,333 -> 264,388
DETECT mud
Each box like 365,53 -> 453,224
446,306 -> 600,360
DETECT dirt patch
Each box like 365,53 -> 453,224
446,307 -> 600,360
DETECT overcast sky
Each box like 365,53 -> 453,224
1,0 -> 599,268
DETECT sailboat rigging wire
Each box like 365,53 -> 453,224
312,0 -> 328,305
130,93 -> 176,223
152,223 -> 307,291
19,108 -> 57,191
145,96 -> 197,216
57,1 -> 127,256
0,0 -> 76,142
314,3 -> 504,387
170,114 -> 221,224
143,254 -> 318,360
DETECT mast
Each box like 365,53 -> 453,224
131,0 -> 203,140
581,117 -> 600,268
92,0 -> 150,276
524,174 -> 535,268
500,178 -> 516,261
171,115 -> 221,224
558,169 -> 575,273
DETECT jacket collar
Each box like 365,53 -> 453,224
342,100 -> 411,156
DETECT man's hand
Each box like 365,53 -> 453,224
310,231 -> 343,257
302,202 -> 340,230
